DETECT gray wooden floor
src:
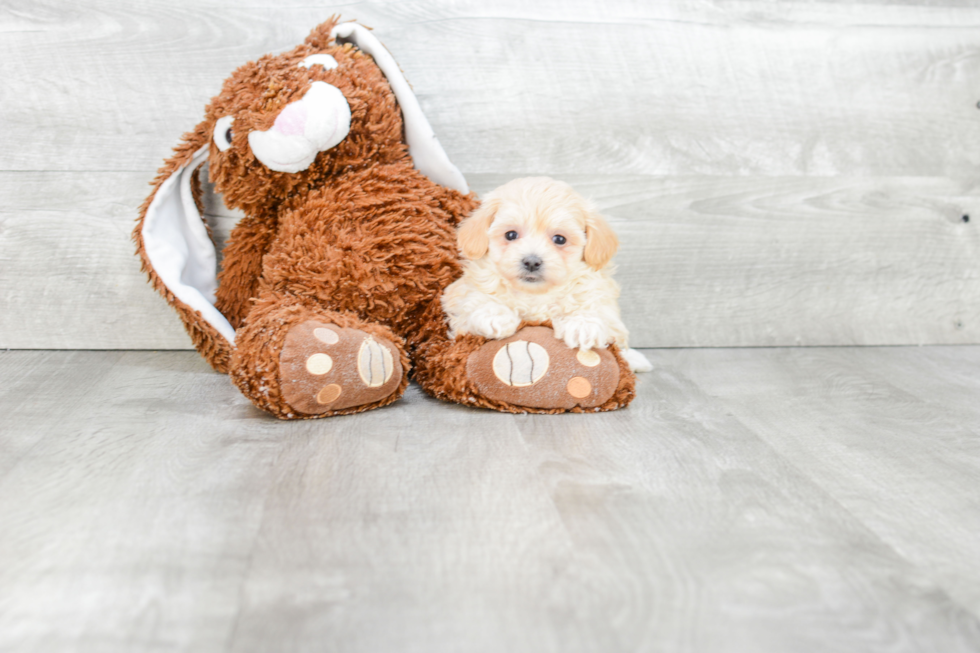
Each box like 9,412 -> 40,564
2,347 -> 979,652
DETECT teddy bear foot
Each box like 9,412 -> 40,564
466,326 -> 621,410
278,320 -> 403,415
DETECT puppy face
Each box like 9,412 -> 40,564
458,177 -> 618,294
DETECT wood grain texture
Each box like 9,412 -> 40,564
2,0 -> 979,349
657,345 -> 980,618
1,348 -> 979,652
590,175 -> 980,347
2,171 -> 977,348
0,172 -> 200,349
2,1 -> 980,176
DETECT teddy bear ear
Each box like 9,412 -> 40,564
136,129 -> 236,346
303,16 -> 342,51
330,22 -> 469,194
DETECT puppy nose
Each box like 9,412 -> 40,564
521,255 -> 543,272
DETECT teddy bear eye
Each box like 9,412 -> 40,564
552,234 -> 566,245
213,116 -> 234,152
505,231 -> 519,241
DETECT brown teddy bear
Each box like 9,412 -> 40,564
135,18 -> 634,418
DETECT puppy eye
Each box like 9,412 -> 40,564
213,116 -> 234,152
552,234 -> 566,245
505,231 -> 519,241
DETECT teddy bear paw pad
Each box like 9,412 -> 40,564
466,326 -> 619,410
279,320 -> 402,414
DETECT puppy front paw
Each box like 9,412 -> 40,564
553,315 -> 612,351
466,304 -> 522,340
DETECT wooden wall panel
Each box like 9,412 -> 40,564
2,172 -> 977,348
3,1 -> 980,176
0,172 -> 196,349
1,0 -> 979,348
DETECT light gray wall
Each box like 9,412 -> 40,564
2,0 -> 979,348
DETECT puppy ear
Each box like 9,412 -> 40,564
457,197 -> 499,260
583,207 -> 619,270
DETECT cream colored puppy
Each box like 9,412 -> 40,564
443,177 -> 652,373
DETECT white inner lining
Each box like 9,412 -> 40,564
142,145 -> 236,344
331,23 -> 469,194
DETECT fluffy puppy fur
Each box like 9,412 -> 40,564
442,177 -> 652,372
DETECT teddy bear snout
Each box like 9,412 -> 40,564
272,102 -> 308,137
247,81 -> 352,174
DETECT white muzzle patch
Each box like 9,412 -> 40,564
247,81 -> 352,173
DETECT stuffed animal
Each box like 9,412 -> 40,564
135,18 -> 635,418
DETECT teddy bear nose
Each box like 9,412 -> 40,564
247,81 -> 352,174
272,102 -> 308,137
521,255 -> 543,272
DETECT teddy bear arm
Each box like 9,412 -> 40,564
214,213 -> 279,330
436,189 -> 480,226
254,175 -> 467,334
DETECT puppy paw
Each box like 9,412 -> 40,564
466,326 -> 622,410
279,321 -> 403,415
466,304 -> 522,340
553,315 -> 612,351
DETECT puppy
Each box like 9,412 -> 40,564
442,177 -> 652,373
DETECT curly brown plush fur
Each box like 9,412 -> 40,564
135,18 -> 634,418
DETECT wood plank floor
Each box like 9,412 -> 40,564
1,348 -> 979,652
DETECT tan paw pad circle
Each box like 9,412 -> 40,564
314,327 -> 340,345
280,320 -> 405,416
305,353 -> 333,375
576,349 -> 601,367
358,338 -> 395,388
566,376 -> 592,399
493,340 -> 550,387
316,384 -> 342,405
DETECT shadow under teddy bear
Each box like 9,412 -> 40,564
135,17 -> 635,418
